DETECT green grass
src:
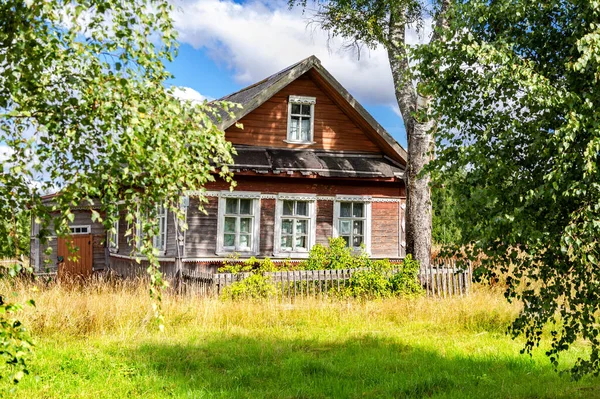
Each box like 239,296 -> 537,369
2,280 -> 600,398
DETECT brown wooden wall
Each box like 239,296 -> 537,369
183,177 -> 405,259
371,201 -> 402,257
38,210 -> 107,272
115,206 -> 180,259
225,73 -> 382,153
203,175 -> 405,197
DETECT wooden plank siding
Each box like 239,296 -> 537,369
37,210 -> 107,272
184,177 -> 404,260
225,74 -> 382,153
202,175 -> 405,197
113,205 -> 180,259
371,201 -> 401,258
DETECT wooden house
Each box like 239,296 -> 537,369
30,56 -> 407,277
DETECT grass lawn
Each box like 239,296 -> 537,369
2,280 -> 599,398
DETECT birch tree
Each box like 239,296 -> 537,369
1,0 -> 235,382
415,0 -> 600,377
290,0 -> 451,269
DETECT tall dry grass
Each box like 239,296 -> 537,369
1,277 -> 521,342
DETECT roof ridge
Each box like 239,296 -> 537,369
219,55 -> 319,102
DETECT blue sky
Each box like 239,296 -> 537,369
165,0 -> 431,149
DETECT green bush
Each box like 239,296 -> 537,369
345,256 -> 424,299
218,244 -> 424,300
301,237 -> 367,270
219,257 -> 277,300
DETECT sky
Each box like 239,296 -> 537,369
166,0 -> 433,149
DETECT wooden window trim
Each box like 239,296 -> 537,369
108,211 -> 119,253
333,195 -> 372,254
273,194 -> 317,257
69,225 -> 91,235
216,192 -> 261,256
286,95 -> 316,144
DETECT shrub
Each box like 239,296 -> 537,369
219,257 -> 277,300
389,255 -> 423,296
345,256 -> 423,299
301,237 -> 365,270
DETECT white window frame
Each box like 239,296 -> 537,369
70,225 -> 91,235
134,204 -> 168,255
107,211 -> 119,253
286,95 -> 316,144
153,204 -> 168,254
273,194 -> 317,257
333,195 -> 372,254
216,192 -> 261,256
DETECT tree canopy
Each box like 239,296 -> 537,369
414,0 -> 600,377
1,0 -> 236,381
289,0 -> 451,269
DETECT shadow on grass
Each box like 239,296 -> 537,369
117,335 -> 599,399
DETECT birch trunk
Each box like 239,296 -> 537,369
387,7 -> 439,270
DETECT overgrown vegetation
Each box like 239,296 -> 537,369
219,238 -> 423,300
1,0 -> 237,381
0,211 -> 29,259
414,0 -> 600,378
0,278 -> 596,398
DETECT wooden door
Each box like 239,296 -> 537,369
57,234 -> 93,280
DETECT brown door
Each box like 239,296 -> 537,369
57,234 -> 93,279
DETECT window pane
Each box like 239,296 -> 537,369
282,219 -> 293,235
296,219 -> 307,235
341,236 -> 350,247
239,199 -> 252,215
282,200 -> 294,216
353,220 -> 364,235
296,236 -> 307,249
291,103 -> 301,114
295,201 -> 308,216
290,117 -> 300,140
352,236 -> 363,247
339,220 -> 351,235
301,104 -> 311,115
225,198 -> 237,214
300,119 -> 310,140
224,234 -> 235,247
240,218 -> 252,233
239,234 -> 251,249
281,236 -> 293,250
224,217 -> 236,233
340,202 -> 352,217
352,203 -> 364,218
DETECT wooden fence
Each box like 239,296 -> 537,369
183,258 -> 471,299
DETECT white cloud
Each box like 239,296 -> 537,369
171,86 -> 212,103
0,145 -> 13,163
171,0 -> 432,108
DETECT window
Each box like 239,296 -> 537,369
108,212 -> 119,252
217,194 -> 261,254
70,225 -> 90,234
333,197 -> 371,253
134,204 -> 167,254
287,95 -> 316,144
153,205 -> 167,253
274,195 -> 316,255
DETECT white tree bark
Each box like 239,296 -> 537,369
386,1 -> 449,269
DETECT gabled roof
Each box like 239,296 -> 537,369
218,56 -> 408,165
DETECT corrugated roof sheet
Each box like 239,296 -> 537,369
231,147 -> 404,178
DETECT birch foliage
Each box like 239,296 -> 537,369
414,0 -> 600,378
0,0 -> 235,381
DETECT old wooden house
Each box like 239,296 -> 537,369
30,56 -> 407,277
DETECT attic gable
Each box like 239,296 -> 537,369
219,56 -> 407,165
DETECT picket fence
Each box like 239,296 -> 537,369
182,258 -> 471,299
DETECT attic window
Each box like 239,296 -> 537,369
286,95 -> 316,144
